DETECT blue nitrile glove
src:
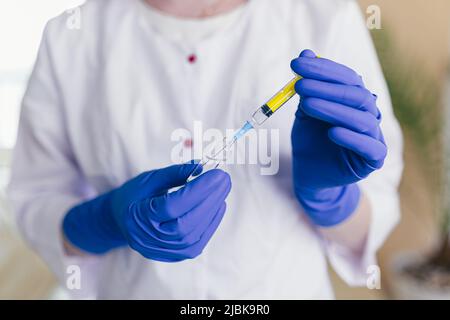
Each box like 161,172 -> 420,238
289,49 -> 387,227
63,163 -> 232,262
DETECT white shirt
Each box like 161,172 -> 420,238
7,0 -> 403,299
140,0 -> 247,48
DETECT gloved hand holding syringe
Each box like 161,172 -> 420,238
187,74 -> 302,181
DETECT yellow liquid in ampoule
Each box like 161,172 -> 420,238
265,75 -> 302,113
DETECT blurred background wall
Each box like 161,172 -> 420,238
0,0 -> 86,299
0,0 -> 449,299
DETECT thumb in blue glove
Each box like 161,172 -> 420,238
63,163 -> 232,262
290,49 -> 387,227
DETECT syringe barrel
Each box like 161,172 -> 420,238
251,106 -> 271,126
251,75 -> 301,126
265,75 -> 301,113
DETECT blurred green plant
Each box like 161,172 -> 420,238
372,27 -> 447,226
371,28 -> 450,270
371,29 -> 442,159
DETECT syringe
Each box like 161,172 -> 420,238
248,75 -> 302,128
186,75 -> 302,181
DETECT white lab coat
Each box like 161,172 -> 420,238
7,0 -> 403,299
